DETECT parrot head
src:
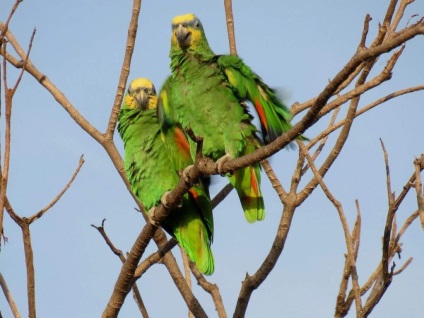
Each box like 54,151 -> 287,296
125,78 -> 157,110
171,13 -> 209,52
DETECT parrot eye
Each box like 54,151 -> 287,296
195,22 -> 200,28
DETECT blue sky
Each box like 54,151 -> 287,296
1,1 -> 423,317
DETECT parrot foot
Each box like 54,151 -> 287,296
161,191 -> 182,208
147,207 -> 160,227
161,191 -> 172,209
182,165 -> 194,184
216,154 -> 232,176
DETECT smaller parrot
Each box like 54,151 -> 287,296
118,78 -> 214,275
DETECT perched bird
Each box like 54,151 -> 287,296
118,78 -> 214,275
160,13 -> 301,222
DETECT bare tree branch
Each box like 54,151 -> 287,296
223,0 -> 237,55
307,85 -> 424,149
190,263 -> 227,318
261,159 -> 287,199
211,183 -> 233,209
0,273 -> 22,318
180,248 -> 194,318
134,239 -> 178,278
0,23 -> 104,143
299,142 -> 363,316
21,222 -> 36,318
28,155 -> 85,224
0,0 -> 23,41
91,220 -> 149,318
412,155 -> 424,229
1,1 -> 423,317
105,0 -> 142,139
102,157 -> 207,318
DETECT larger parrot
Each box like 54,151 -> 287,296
118,78 -> 214,275
159,13 -> 300,223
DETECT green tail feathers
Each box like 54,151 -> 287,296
164,191 -> 215,275
174,218 -> 215,275
229,165 -> 265,223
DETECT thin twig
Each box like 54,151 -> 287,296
0,0 -> 23,41
380,140 -> 395,282
22,222 -> 36,318
134,239 -> 178,278
396,210 -> 419,242
303,106 -> 340,171
211,183 -> 233,208
412,155 -> 424,229
105,0 -> 142,139
391,0 -> 415,32
343,207 -> 420,315
307,85 -> 424,149
353,200 -> 362,259
0,23 -> 104,142
299,142 -> 363,316
223,0 -> 237,55
91,219 -> 125,260
12,28 -> 36,92
0,273 -> 22,318
28,155 -> 84,224
131,282 -> 149,318
180,247 -> 194,318
91,220 -> 149,317
190,263 -> 228,318
261,159 -> 287,200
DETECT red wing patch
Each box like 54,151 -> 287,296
188,188 -> 200,200
254,98 -> 268,131
174,127 -> 191,158
250,167 -> 260,197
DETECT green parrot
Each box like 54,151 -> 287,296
118,78 -> 214,275
159,13 -> 300,222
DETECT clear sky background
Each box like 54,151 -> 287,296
1,1 -> 423,317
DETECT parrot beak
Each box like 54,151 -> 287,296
135,91 -> 149,109
175,24 -> 191,48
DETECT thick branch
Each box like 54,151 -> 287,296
102,161 -> 207,318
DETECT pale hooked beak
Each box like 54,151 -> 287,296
175,24 -> 191,48
135,91 -> 149,109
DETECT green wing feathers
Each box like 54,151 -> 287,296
217,55 -> 294,143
